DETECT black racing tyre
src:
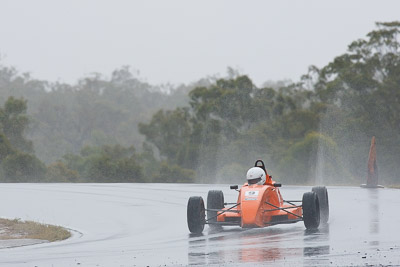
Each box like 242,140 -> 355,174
187,196 -> 205,234
207,190 -> 224,224
312,186 -> 329,224
302,191 -> 320,230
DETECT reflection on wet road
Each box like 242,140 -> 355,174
0,184 -> 400,266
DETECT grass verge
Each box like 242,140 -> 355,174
0,218 -> 71,242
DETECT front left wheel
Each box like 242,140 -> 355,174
302,191 -> 320,230
187,196 -> 205,234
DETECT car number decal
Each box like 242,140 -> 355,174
245,191 -> 259,196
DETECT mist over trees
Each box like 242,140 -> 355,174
0,97 -> 45,182
0,21 -> 399,185
140,21 -> 400,185
0,66 -> 192,162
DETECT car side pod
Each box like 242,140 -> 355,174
187,196 -> 205,234
302,191 -> 320,229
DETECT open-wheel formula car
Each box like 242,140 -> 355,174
187,160 -> 329,234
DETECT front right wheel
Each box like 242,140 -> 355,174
302,191 -> 320,230
187,196 -> 205,234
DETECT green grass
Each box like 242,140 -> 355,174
0,218 -> 71,242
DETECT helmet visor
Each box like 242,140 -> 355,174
248,177 -> 261,185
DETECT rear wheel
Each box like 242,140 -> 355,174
312,186 -> 329,224
207,190 -> 224,225
187,196 -> 205,234
302,192 -> 320,229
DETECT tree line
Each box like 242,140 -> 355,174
0,21 -> 399,185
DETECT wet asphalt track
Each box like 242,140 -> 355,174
0,183 -> 400,266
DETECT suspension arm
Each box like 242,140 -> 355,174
264,201 -> 303,219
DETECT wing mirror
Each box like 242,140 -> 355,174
230,185 -> 238,190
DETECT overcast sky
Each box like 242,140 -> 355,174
1,0 -> 400,86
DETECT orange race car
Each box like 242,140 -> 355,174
187,160 -> 329,234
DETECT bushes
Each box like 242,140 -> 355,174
83,154 -> 144,182
45,162 -> 78,182
1,152 -> 46,182
278,132 -> 343,184
63,144 -> 144,182
152,162 -> 195,183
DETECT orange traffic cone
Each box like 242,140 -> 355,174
361,136 -> 383,188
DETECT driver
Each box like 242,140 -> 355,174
246,165 -> 274,185
246,167 -> 266,185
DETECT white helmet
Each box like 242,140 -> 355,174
246,167 -> 266,185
